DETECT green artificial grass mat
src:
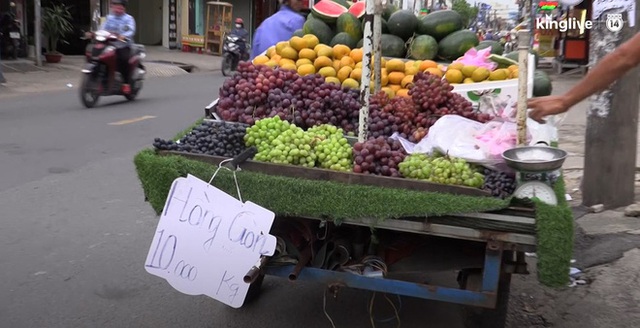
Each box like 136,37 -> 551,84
134,149 -> 509,221
534,178 -> 573,287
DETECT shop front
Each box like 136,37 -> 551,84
92,0 -> 171,48
179,0 -> 311,56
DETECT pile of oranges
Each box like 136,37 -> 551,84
253,34 -> 450,99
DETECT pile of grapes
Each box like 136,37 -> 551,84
352,136 -> 406,177
153,121 -> 248,157
244,116 -> 353,171
399,153 -> 485,188
481,169 -> 517,198
217,62 -> 361,133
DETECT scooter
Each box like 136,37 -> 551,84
80,30 -> 146,108
0,14 -> 22,59
221,32 -> 250,76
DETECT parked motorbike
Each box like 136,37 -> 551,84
503,32 -> 517,54
80,30 -> 146,108
221,32 -> 250,76
0,14 -> 23,59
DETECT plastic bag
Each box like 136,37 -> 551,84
477,92 -> 517,122
451,47 -> 497,71
391,115 -> 504,169
475,121 -> 524,161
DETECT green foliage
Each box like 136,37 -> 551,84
42,3 -> 74,54
452,0 -> 477,28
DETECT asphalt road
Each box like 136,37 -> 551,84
0,72 -> 466,328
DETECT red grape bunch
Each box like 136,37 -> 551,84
352,136 -> 407,177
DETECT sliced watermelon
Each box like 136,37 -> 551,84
311,0 -> 348,24
348,1 -> 365,18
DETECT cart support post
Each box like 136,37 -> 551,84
372,0 -> 383,92
516,30 -> 530,147
358,0 -> 375,142
583,6 -> 640,208
481,241 -> 503,292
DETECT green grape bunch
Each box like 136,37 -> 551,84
398,153 -> 484,188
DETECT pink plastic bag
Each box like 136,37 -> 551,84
475,121 -> 529,161
451,47 -> 497,71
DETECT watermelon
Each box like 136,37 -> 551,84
505,50 -> 539,68
303,18 -> 335,45
330,32 -> 358,48
336,13 -> 363,40
362,17 -> 388,34
348,1 -> 365,18
382,4 -> 398,21
330,0 -> 350,8
437,29 -> 479,61
488,54 -> 517,68
387,9 -> 418,41
293,29 -> 305,37
475,40 -> 504,55
311,0 -> 348,24
380,34 -> 405,58
409,35 -> 438,60
533,70 -> 552,97
417,10 -> 463,41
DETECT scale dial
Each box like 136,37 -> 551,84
513,181 -> 558,205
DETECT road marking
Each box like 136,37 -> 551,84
108,115 -> 157,126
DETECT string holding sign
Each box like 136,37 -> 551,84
145,171 -> 277,308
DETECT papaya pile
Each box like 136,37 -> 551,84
303,1 -> 481,62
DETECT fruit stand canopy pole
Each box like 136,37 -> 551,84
358,0 -> 378,142
516,30 -> 531,147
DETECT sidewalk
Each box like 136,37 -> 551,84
0,46 -> 222,97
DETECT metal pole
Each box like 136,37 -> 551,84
373,0 -> 383,92
516,29 -> 530,146
358,0 -> 375,142
34,0 -> 42,66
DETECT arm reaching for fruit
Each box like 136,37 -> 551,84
528,32 -> 640,123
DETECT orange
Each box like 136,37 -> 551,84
395,89 -> 410,98
303,34 -> 320,48
337,66 -> 353,82
289,36 -> 308,51
445,69 -> 464,83
401,75 -> 415,89
349,48 -> 364,63
270,54 -> 282,63
333,59 -> 342,72
424,67 -> 443,78
299,48 -> 317,61
419,60 -> 438,71
333,44 -> 351,60
388,84 -> 401,93
340,56 -> 355,69
296,58 -> 313,67
297,64 -> 316,76
386,59 -> 405,72
314,56 -> 333,70
387,71 -> 405,85
253,55 -> 270,65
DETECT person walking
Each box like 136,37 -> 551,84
528,32 -> 640,123
250,0 -> 305,59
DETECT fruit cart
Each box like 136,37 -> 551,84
137,4 -> 571,328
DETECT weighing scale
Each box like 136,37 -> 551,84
502,146 -> 568,205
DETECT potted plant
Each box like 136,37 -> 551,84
42,3 -> 73,63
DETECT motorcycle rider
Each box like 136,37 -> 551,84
230,18 -> 249,58
86,0 -> 136,94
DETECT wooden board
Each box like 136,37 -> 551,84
157,150 -> 493,197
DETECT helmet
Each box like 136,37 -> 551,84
111,0 -> 128,7
235,18 -> 244,24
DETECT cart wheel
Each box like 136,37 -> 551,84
244,272 -> 265,304
458,269 -> 511,328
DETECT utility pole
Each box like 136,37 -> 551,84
34,0 -> 42,66
582,4 -> 640,208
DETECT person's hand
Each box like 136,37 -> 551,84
527,95 -> 571,124
117,34 -> 126,41
84,31 -> 93,39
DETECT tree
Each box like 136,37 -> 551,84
452,0 -> 478,28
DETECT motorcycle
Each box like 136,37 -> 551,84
0,15 -> 23,59
221,32 -> 250,76
80,30 -> 146,108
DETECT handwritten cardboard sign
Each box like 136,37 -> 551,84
145,174 -> 277,308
